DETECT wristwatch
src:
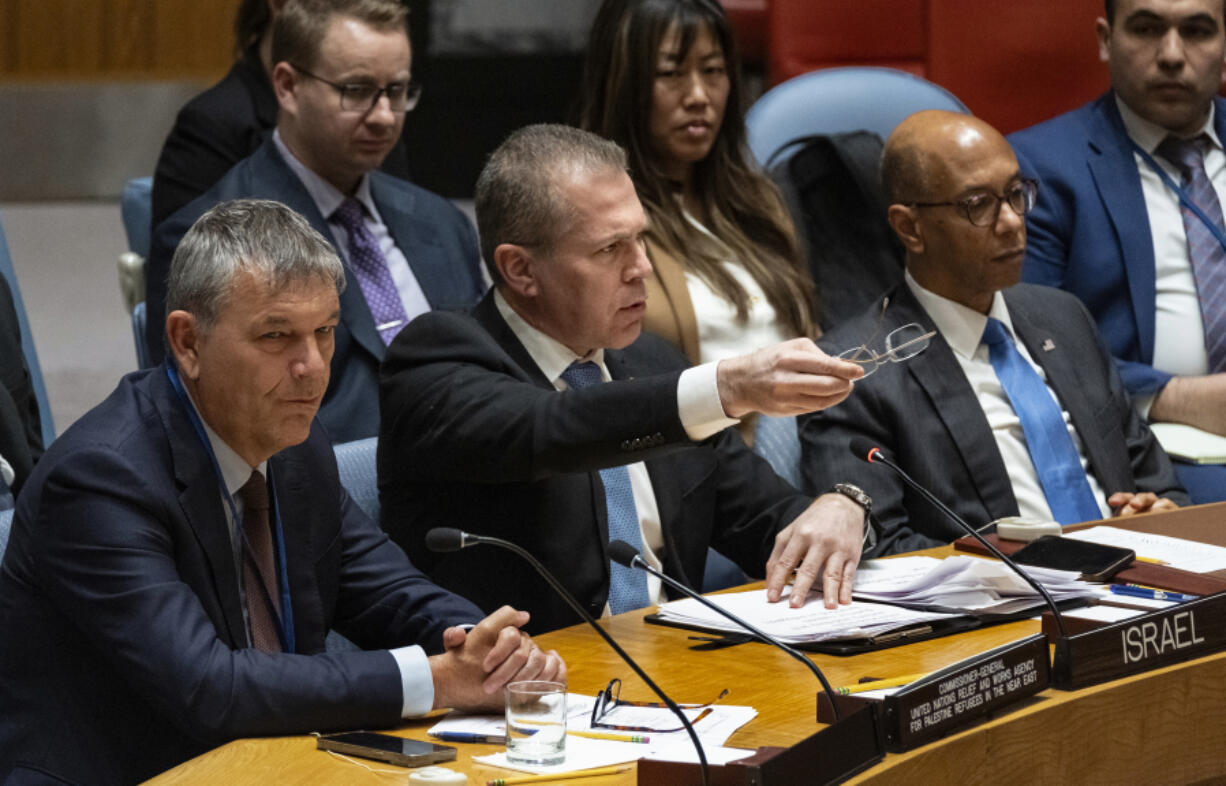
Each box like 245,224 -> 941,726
829,483 -> 877,552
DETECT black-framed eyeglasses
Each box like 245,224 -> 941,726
291,64 -> 422,113
837,297 -> 935,377
590,678 -> 728,733
909,178 -> 1038,227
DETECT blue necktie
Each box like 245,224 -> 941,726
981,318 -> 1101,525
559,361 -> 651,614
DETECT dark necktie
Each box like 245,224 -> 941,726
332,198 -> 410,345
1155,135 -> 1226,373
559,361 -> 651,614
239,470 -> 282,652
981,318 -> 1102,525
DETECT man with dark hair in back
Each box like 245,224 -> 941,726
1009,0 -> 1226,501
147,0 -> 482,444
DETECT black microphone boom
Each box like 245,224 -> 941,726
608,540 -> 842,720
425,527 -> 710,785
848,439 -> 1067,637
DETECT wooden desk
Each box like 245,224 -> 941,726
148,516 -> 1226,785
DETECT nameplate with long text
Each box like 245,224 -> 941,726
1051,590 -> 1226,690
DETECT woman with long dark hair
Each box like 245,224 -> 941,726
579,0 -> 816,372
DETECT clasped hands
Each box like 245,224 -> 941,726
430,606 -> 566,712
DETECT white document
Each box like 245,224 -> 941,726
655,587 -> 960,643
851,555 -> 1095,614
1065,525 -> 1226,573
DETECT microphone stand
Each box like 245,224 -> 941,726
607,540 -> 841,720
425,528 -> 709,785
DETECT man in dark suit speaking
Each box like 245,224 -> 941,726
0,200 -> 562,785
802,111 -> 1187,556
378,124 -> 872,634
146,0 -> 484,443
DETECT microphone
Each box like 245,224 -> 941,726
608,540 -> 843,720
847,438 -> 1067,637
425,527 -> 710,785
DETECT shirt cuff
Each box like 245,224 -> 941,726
678,362 -> 739,442
390,644 -> 434,717
1135,392 -> 1154,420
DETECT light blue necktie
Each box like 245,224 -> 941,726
981,318 -> 1102,525
559,361 -> 651,614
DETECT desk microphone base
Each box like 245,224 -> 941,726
636,703 -> 882,786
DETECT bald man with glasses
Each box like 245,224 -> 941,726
146,0 -> 484,444
801,111 -> 1187,556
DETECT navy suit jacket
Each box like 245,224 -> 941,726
0,274 -> 42,498
145,138 -> 484,443
377,292 -> 812,633
800,283 -> 1187,556
1009,91 -> 1226,398
0,365 -> 482,784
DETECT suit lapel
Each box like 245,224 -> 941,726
1086,95 -> 1158,363
894,287 -> 1018,520
369,175 -> 452,308
268,448 -> 325,654
154,368 -> 249,648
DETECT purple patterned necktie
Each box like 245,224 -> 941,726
1156,135 -> 1226,373
332,198 -> 410,345
239,470 -> 282,652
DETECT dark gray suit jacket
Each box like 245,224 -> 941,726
377,292 -> 812,633
146,138 -> 484,443
801,283 -> 1187,556
0,274 -> 41,498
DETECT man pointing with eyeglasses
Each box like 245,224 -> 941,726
801,110 -> 1187,556
146,0 -> 485,443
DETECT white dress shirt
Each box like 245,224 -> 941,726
1116,98 -> 1226,408
183,388 -> 433,717
906,272 -> 1111,522
274,130 -> 432,332
495,290 -> 737,609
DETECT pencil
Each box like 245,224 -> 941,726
567,730 -> 649,743
834,672 -> 927,695
486,765 -> 632,785
1132,555 -> 1168,565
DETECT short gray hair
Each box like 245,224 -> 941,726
475,123 -> 628,283
166,199 -> 345,332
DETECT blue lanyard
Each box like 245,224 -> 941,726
1132,140 -> 1226,254
165,364 -> 296,652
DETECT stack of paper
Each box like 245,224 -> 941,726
1149,422 -> 1226,464
852,555 -> 1097,615
654,587 -> 961,644
1064,525 -> 1226,573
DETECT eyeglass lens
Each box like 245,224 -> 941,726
965,180 -> 1037,226
837,323 -> 934,377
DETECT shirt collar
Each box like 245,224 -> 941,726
493,289 -> 606,385
905,270 -> 1016,360
1116,93 -> 1221,153
272,128 -> 378,221
181,385 -> 266,497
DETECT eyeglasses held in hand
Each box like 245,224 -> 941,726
909,178 -> 1038,227
291,64 -> 422,114
837,298 -> 935,377
589,678 -> 728,733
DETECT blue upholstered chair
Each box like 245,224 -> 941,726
119,177 -> 154,368
0,213 -> 55,448
0,508 -> 12,559
327,437 -> 380,651
746,66 -> 969,167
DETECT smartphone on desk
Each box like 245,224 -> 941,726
316,731 -> 456,767
1012,535 -> 1135,581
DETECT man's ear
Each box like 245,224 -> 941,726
887,204 -> 925,255
271,61 -> 298,112
165,310 -> 204,381
494,243 -> 540,299
1095,17 -> 1112,63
